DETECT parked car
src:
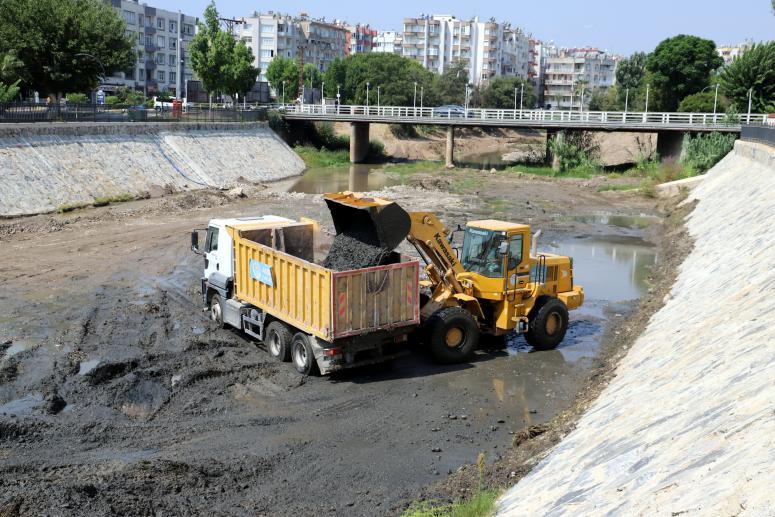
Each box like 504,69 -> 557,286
433,105 -> 470,118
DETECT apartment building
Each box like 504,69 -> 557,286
717,41 -> 753,65
237,12 -> 347,81
542,47 -> 616,110
342,23 -> 377,55
374,31 -> 403,55
401,15 -> 532,85
103,0 -> 198,98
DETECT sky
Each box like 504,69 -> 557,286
150,0 -> 774,55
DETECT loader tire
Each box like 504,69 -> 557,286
209,293 -> 227,329
291,333 -> 319,376
266,321 -> 292,362
525,297 -> 568,351
426,307 -> 479,364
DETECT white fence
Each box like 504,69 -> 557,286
283,104 -> 768,128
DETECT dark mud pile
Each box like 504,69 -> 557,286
322,234 -> 393,271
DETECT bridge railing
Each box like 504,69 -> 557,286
282,104 -> 768,127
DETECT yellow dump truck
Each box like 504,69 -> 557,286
191,215 -> 420,375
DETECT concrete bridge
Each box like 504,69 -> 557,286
283,104 -> 768,166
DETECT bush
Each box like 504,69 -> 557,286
313,122 -> 349,150
367,139 -> 385,158
66,93 -> 89,103
678,91 -> 729,113
547,131 -> 602,173
681,132 -> 736,173
104,95 -> 119,105
390,124 -> 419,138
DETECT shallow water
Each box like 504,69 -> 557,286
288,164 -> 399,194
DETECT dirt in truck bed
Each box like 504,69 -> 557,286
0,173 -> 666,516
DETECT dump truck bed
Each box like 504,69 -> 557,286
229,223 -> 420,342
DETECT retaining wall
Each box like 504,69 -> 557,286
498,140 -> 775,516
0,122 -> 305,216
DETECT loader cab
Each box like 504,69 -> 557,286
460,220 -> 532,297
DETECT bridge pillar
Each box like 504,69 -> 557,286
350,122 -> 370,163
445,126 -> 455,168
656,131 -> 687,161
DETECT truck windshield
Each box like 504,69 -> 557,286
460,228 -> 506,278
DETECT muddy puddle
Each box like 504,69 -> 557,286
286,164 -> 400,194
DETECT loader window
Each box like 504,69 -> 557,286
508,235 -> 523,269
461,228 -> 506,278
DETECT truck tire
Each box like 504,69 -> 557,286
291,333 -> 318,376
525,297 -> 568,351
209,293 -> 227,329
266,321 -> 292,362
426,307 -> 479,364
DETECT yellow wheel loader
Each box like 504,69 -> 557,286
323,192 -> 584,363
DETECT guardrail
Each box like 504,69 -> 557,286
283,104 -> 768,128
0,102 -> 268,123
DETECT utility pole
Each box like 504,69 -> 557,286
713,83 -> 719,122
413,82 -> 417,111
514,87 -> 517,110
645,84 -> 650,114
520,83 -> 524,111
219,17 -> 244,35
747,87 -> 753,122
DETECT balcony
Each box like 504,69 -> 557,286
145,60 -> 157,70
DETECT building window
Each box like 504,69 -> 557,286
242,36 -> 253,44
169,21 -> 177,33
137,33 -> 143,45
260,49 -> 272,58
157,17 -> 165,30
122,10 -> 135,25
156,53 -> 165,64
144,35 -> 153,46
183,24 -> 194,35
169,37 -> 177,49
145,16 -> 153,28
138,14 -> 144,27
137,50 -> 143,62
169,54 -> 176,66
260,37 -> 274,47
260,24 -> 274,34
138,68 -> 144,81
157,70 -> 165,82
170,72 -> 176,83
157,36 -> 165,48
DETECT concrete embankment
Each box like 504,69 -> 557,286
498,140 -> 775,515
0,122 -> 305,216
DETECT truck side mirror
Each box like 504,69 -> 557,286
498,241 -> 509,255
191,230 -> 200,254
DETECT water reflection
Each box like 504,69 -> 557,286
289,164 -> 400,194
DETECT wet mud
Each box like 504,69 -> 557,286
0,174 -> 664,516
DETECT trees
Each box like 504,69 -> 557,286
323,53 -> 436,106
677,91 -> 729,112
435,61 -> 468,105
479,76 -> 535,109
0,0 -> 134,97
0,51 -> 21,101
588,86 -> 620,111
645,35 -> 723,111
266,57 -> 300,101
718,42 -> 775,113
190,1 -> 258,105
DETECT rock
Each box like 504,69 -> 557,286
460,414 -> 467,420
431,447 -> 442,452
227,187 -> 246,199
497,419 -> 506,423
171,374 -> 183,387
490,168 -> 497,174
46,394 -> 67,415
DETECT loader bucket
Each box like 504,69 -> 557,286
323,192 -> 411,251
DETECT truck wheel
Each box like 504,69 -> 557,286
209,293 -> 227,329
426,307 -> 479,364
525,297 -> 569,351
291,333 -> 318,376
265,321 -> 292,362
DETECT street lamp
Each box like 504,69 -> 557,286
413,82 -> 417,111
282,81 -> 285,105
520,83 -> 524,111
645,84 -> 650,115
700,84 -> 720,121
514,86 -> 517,110
321,81 -> 325,106
420,85 -> 424,109
624,88 -> 630,119
366,81 -> 370,108
464,84 -> 470,111
747,87 -> 753,122
377,86 -> 380,108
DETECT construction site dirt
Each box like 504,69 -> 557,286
0,172 -> 665,516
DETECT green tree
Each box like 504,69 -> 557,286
323,53 -> 436,106
645,35 -> 724,111
190,2 -> 259,106
616,52 -> 647,90
266,57 -> 300,101
0,51 -> 21,101
0,0 -> 134,98
435,61 -> 468,105
225,41 -> 259,104
677,91 -> 729,112
718,41 -> 775,113
479,76 -> 535,109
588,86 -> 620,111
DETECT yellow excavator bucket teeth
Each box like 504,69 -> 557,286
323,192 -> 412,251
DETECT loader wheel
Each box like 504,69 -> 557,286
291,333 -> 318,376
525,297 -> 568,351
266,321 -> 292,362
209,294 -> 227,329
426,307 -> 479,364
